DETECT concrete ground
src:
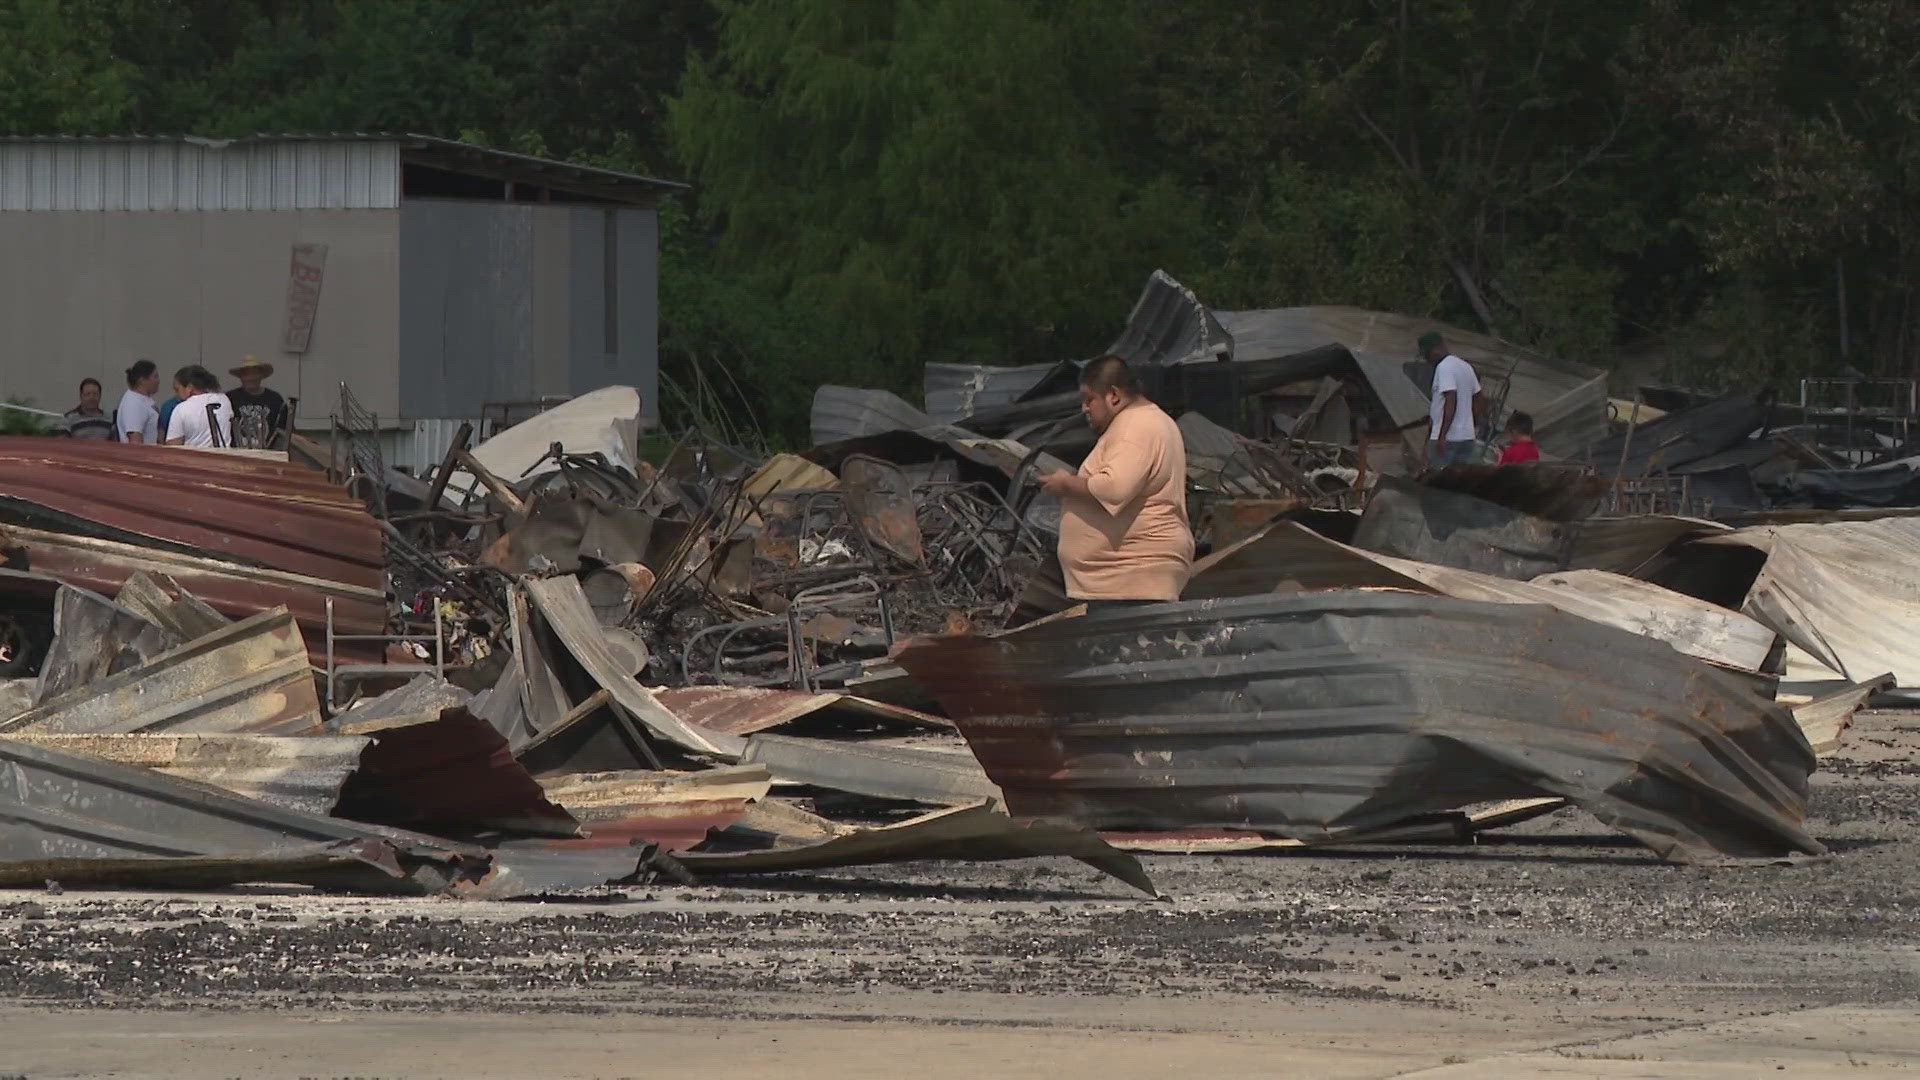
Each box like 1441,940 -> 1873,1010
1,710 -> 1917,1078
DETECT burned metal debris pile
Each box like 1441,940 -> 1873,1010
3,271 -> 1918,899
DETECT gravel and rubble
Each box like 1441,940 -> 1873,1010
1,711 -> 1913,1032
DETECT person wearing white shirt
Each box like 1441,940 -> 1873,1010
164,364 -> 233,449
1419,330 -> 1484,469
115,359 -> 162,444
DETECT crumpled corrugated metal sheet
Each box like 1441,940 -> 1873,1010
1790,675 -> 1894,755
114,571 -> 229,641
738,733 -> 1001,805
1352,475 -> 1572,580
0,733 -> 639,897
20,714 -> 584,840
1185,520 -> 1777,672
810,387 -> 938,448
1587,392 -> 1769,477
1567,514 -> 1728,575
0,607 -> 321,736
677,800 -> 1157,897
33,585 -> 179,704
894,593 -> 1825,864
923,362 -> 1056,426
1682,518 -> 1920,686
1107,270 -> 1232,367
331,707 -> 582,837
534,765 -> 769,851
521,576 -> 744,759
1215,306 -> 1608,455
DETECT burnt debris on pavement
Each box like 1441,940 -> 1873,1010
0,271 -> 1917,900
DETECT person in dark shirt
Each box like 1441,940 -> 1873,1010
226,356 -> 288,449
1496,411 -> 1541,465
62,378 -> 115,440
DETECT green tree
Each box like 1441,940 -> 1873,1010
1635,0 -> 1920,378
668,0 -> 1203,405
0,0 -> 137,134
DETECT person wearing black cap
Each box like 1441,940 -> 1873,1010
1418,330 -> 1484,468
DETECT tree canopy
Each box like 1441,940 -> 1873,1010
0,0 -> 1910,441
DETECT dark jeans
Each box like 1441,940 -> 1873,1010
1430,439 -> 1478,468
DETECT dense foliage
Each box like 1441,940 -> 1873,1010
2,0 -> 1910,439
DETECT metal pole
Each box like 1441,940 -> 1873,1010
325,597 -> 336,712
1610,390 -> 1645,511
424,422 -> 473,510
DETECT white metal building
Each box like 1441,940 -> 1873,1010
0,134 -> 682,462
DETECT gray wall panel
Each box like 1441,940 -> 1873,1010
0,209 -> 401,421
403,201 -> 658,423
399,200 -> 542,418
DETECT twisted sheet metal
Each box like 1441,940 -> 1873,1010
894,592 -> 1824,864
0,608 -> 321,736
1687,517 -> 1920,686
1186,521 -> 1777,672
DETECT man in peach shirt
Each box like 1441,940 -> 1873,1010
1038,356 -> 1194,611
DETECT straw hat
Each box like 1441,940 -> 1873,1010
231,355 -> 275,379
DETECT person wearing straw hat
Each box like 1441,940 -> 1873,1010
226,355 -> 287,449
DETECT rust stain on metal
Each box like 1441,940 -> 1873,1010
0,440 -> 386,651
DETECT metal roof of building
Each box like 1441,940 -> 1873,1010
0,133 -> 685,212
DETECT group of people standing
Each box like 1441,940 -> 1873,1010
63,357 -> 288,450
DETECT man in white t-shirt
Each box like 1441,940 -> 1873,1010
1419,330 -> 1484,469
164,365 -> 233,449
115,359 -> 162,444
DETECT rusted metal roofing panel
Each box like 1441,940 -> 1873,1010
0,517 -> 385,654
894,593 -> 1825,864
0,608 -> 321,736
0,439 -> 385,656
0,439 -> 382,587
535,765 -> 768,851
331,708 -> 580,838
